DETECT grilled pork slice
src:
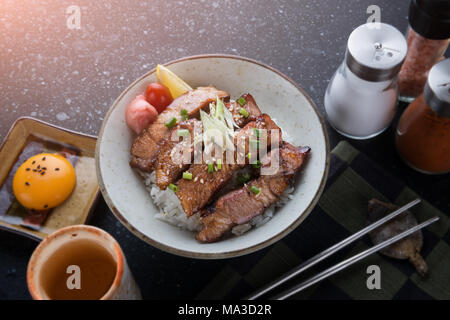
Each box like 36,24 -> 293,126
155,119 -> 202,190
130,87 -> 229,172
196,142 -> 310,243
228,93 -> 261,127
154,93 -> 262,190
176,114 -> 281,217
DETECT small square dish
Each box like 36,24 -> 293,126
0,117 -> 99,241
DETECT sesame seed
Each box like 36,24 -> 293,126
55,168 -> 60,171
33,169 -> 37,172
194,177 -> 198,182
26,168 -> 30,171
42,167 -> 47,170
25,182 -> 30,186
42,157 -> 46,161
32,161 -> 35,164
37,165 -> 40,169
44,204 -> 48,209
200,179 -> 204,184
41,172 -> 45,175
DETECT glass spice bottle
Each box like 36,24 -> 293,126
398,0 -> 450,102
324,23 -> 407,139
396,58 -> 450,174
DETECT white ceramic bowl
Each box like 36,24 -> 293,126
96,55 -> 330,259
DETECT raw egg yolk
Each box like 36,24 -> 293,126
12,153 -> 76,210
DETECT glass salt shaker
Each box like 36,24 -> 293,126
398,0 -> 450,102
396,58 -> 450,174
324,23 -> 407,140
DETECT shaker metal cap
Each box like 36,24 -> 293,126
424,58 -> 450,118
346,23 -> 407,82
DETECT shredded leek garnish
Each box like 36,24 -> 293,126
200,97 -> 238,154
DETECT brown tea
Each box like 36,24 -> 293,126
40,239 -> 117,300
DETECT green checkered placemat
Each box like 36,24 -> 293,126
197,141 -> 450,300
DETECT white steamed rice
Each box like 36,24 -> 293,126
141,170 -> 294,237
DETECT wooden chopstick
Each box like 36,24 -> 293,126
272,216 -> 439,300
246,198 -> 422,300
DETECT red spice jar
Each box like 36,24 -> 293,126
398,0 -> 450,102
396,59 -> 450,174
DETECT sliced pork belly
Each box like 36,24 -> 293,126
155,119 -> 202,190
154,94 -> 262,190
176,114 -> 281,217
196,142 -> 310,243
130,87 -> 229,172
227,93 -> 261,127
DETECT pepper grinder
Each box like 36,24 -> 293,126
398,0 -> 450,102
324,23 -> 407,140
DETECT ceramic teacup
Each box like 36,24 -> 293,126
27,225 -> 141,300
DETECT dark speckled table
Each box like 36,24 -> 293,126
0,0 -> 448,300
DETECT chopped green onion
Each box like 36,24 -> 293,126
207,163 -> 214,173
250,139 -> 259,150
177,129 -> 189,137
168,184 -> 178,192
253,160 -> 262,169
180,109 -> 188,120
251,186 -> 260,195
237,97 -> 246,106
247,152 -> 251,160
165,117 -> 177,128
253,128 -> 261,138
182,171 -> 193,180
216,159 -> 222,170
237,172 -> 252,184
239,108 -> 249,118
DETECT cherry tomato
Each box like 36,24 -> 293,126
145,83 -> 173,113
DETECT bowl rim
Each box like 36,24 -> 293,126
95,54 -> 330,259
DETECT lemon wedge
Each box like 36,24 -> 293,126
156,64 -> 193,99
